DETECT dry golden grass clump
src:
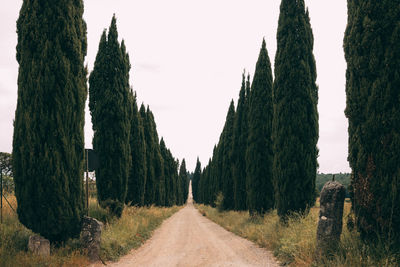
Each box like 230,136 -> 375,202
0,195 -> 180,266
196,201 -> 399,267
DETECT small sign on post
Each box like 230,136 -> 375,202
85,149 -> 99,172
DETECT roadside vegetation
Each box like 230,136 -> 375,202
196,201 -> 399,267
0,194 -> 180,266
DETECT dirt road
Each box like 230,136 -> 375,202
104,184 -> 278,267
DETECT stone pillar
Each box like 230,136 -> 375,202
316,181 -> 346,257
28,235 -> 50,257
80,216 -> 103,262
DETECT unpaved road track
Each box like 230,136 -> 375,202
99,185 -> 278,267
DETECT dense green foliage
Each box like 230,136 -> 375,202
192,158 -> 202,202
142,107 -> 161,205
232,74 -> 250,210
177,159 -> 189,205
344,0 -> 400,246
221,101 -> 236,210
246,40 -> 274,216
272,0 -> 318,220
160,139 -> 178,206
126,94 -> 147,206
134,104 -> 185,207
13,0 -> 87,242
89,16 -> 132,217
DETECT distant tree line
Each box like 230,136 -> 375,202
193,0 -> 318,222
316,173 -> 351,197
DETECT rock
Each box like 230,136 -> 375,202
80,216 -> 103,262
28,235 -> 50,257
316,181 -> 346,257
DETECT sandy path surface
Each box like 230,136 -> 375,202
100,184 -> 279,267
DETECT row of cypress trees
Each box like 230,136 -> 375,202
13,1 -> 187,243
89,16 -> 189,217
193,0 -> 318,221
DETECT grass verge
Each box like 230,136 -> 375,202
196,202 -> 399,267
98,204 -> 180,262
0,195 -> 181,266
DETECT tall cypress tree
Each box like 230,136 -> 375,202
126,92 -> 147,206
273,0 -> 318,219
232,73 -> 248,210
204,160 -> 212,205
344,0 -> 400,245
89,15 -> 132,217
147,108 -> 165,207
208,145 -> 220,206
178,159 -> 189,204
221,100 -> 236,210
246,39 -> 274,216
13,0 -> 87,242
142,107 -> 157,205
192,157 -> 202,202
160,138 -> 177,206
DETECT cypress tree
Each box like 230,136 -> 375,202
200,160 -> 211,205
178,159 -> 189,204
89,15 -> 132,217
209,145 -> 219,206
147,108 -> 165,207
344,0 -> 400,245
197,166 -> 207,204
126,92 -> 147,206
192,157 -> 202,202
221,100 -> 236,210
273,0 -> 318,220
232,73 -> 248,210
142,107 -> 157,205
204,161 -> 212,205
160,138 -> 176,206
13,0 -> 87,242
214,143 -> 224,197
173,159 -> 180,205
140,104 -> 152,205
246,39 -> 274,216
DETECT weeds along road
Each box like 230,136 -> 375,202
100,183 -> 278,267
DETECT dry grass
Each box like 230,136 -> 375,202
0,195 -> 181,266
100,204 -> 181,262
0,195 -> 89,267
196,201 -> 399,267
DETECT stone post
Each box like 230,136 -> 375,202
28,235 -> 50,257
80,216 -> 103,262
316,181 -> 346,258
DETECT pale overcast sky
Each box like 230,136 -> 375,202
0,0 -> 350,173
